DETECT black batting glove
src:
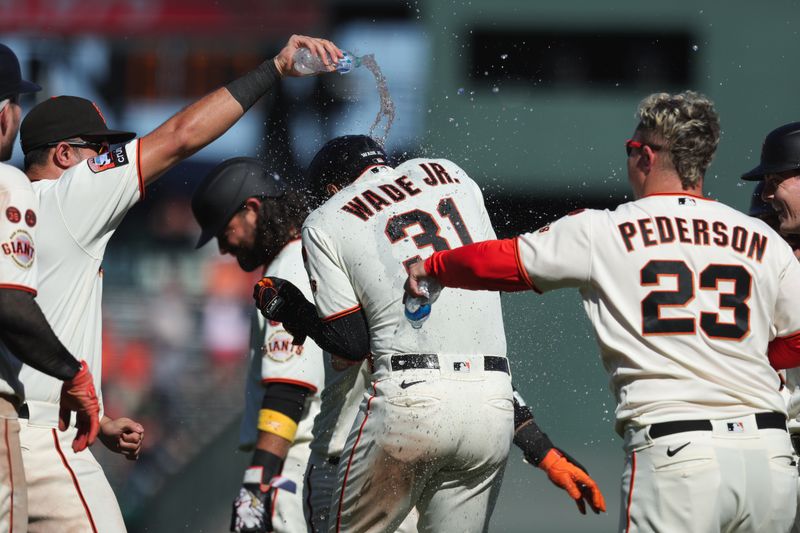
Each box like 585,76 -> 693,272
253,277 -> 312,345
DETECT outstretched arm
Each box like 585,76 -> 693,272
139,34 -> 342,185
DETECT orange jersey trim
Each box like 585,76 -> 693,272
322,305 -> 362,323
642,192 -> 713,201
5,419 -> 13,532
513,237 -> 541,294
133,139 -> 144,201
336,382 -> 378,532
52,429 -> 98,532
625,450 -> 636,533
0,284 -> 36,297
261,378 -> 318,394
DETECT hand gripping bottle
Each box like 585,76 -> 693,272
404,278 -> 442,329
292,48 -> 361,75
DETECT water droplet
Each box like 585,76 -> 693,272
457,87 -> 465,95
448,117 -> 455,123
691,44 -> 699,52
492,86 -> 500,93
500,53 -> 508,60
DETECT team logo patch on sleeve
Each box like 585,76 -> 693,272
88,146 -> 129,173
2,229 -> 34,268
262,330 -> 304,362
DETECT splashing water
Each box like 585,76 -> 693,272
360,54 -> 396,147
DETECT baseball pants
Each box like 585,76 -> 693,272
790,433 -> 800,533
331,354 -> 514,533
304,451 -> 418,533
18,420 -> 126,533
621,412 -> 797,533
0,396 -> 26,532
271,435 -> 312,532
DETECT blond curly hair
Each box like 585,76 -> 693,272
636,91 -> 720,188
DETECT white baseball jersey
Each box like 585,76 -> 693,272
239,239 -> 324,450
303,159 -> 513,533
515,193 -> 800,434
302,159 -> 506,359
19,141 -> 142,426
0,162 -> 38,399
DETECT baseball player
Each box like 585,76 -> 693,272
15,35 -> 343,531
191,157 -> 324,533
742,123 -> 800,533
405,91 -> 800,532
253,135 -> 605,532
0,43 -> 100,532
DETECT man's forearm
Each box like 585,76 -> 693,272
0,289 -> 80,381
424,238 -> 532,291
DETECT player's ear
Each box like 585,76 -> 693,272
326,183 -> 339,196
52,142 -> 76,169
243,197 -> 262,212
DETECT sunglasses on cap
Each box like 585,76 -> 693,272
47,138 -> 109,154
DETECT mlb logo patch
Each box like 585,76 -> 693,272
726,421 -> 745,432
678,197 -> 697,206
453,361 -> 471,372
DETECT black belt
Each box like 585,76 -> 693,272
648,412 -> 787,439
389,354 -> 509,374
327,456 -> 340,466
17,404 -> 28,419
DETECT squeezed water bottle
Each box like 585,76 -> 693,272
404,278 -> 442,329
292,48 -> 361,75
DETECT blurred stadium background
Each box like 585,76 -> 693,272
2,1 -> 799,531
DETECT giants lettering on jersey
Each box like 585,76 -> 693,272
263,329 -> 304,362
340,163 -> 460,222
617,216 -> 768,262
2,229 -> 34,268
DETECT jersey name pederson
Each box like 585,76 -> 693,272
617,216 -> 768,262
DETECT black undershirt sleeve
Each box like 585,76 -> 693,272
0,289 -> 80,381
284,299 -> 371,361
261,382 -> 311,423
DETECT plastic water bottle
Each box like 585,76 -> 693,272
404,278 -> 442,329
292,48 -> 361,75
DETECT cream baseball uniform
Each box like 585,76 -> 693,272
239,239 -> 324,532
512,194 -> 800,532
19,141 -> 143,532
302,159 -> 513,533
0,161 -> 39,532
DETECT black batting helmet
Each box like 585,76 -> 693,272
306,135 -> 388,196
741,121 -> 800,181
191,157 -> 285,248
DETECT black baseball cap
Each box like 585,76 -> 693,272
741,122 -> 800,181
192,157 -> 286,248
19,96 -> 136,154
307,135 -> 388,193
0,44 -> 41,100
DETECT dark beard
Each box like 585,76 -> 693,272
234,213 -> 284,272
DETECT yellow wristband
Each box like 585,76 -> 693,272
257,409 -> 298,442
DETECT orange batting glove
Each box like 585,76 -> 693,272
539,448 -> 606,515
59,361 -> 100,453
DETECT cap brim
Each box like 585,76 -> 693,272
741,161 -> 800,181
194,230 -> 214,249
17,80 -> 41,95
83,129 -> 137,145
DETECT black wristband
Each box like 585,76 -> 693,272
249,449 -> 284,485
513,421 -> 555,466
225,59 -> 281,111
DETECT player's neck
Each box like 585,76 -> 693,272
640,170 -> 703,198
26,162 -> 64,182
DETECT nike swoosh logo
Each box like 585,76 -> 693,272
399,380 -> 425,389
666,442 -> 690,457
